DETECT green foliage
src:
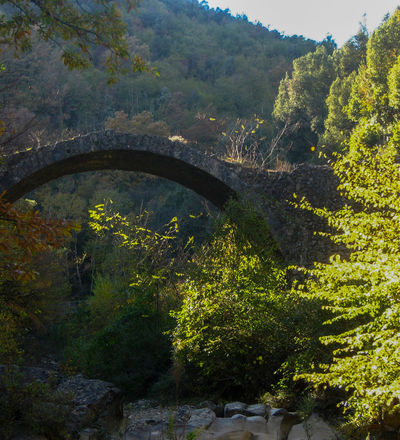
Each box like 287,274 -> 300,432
60,201 -> 195,395
0,0 -> 316,145
347,118 -> 386,158
347,9 -> 400,125
172,201 -> 324,399
388,55 -> 400,110
69,303 -> 172,398
273,45 -> 336,162
273,25 -> 369,160
85,274 -> 128,331
0,0 -> 148,82
319,73 -> 357,154
292,137 -> 400,427
319,10 -> 400,159
333,26 -> 368,79
88,201 -> 185,304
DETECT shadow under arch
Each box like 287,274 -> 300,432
0,132 -> 240,208
0,131 -> 287,262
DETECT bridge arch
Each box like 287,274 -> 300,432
0,131 -> 344,265
0,131 -> 244,208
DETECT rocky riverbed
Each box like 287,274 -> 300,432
109,399 -> 338,440
2,366 -> 338,440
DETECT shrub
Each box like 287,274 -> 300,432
172,209 -> 325,400
80,304 -> 173,397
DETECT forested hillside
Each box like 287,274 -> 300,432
0,0 -> 316,150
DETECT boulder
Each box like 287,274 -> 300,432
246,404 -> 268,418
207,415 -> 269,435
200,401 -> 225,417
123,419 -> 166,440
287,414 -> 337,440
224,402 -> 268,418
200,415 -> 275,440
269,408 -> 288,418
267,410 -> 301,440
187,408 -> 217,430
224,402 -> 250,418
57,374 -> 124,436
79,428 -> 98,440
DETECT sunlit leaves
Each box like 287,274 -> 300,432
293,140 -> 400,426
88,200 -> 185,297
171,216 -> 304,397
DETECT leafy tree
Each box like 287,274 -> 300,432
293,130 -> 400,430
318,27 -> 368,154
319,73 -> 357,154
273,46 -> 336,162
333,26 -> 368,79
0,0 -> 317,147
0,0 -> 148,82
0,195 -> 76,362
347,9 -> 400,125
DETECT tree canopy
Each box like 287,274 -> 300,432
0,0 -> 147,81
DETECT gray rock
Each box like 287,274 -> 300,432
225,402 -> 249,418
200,401 -> 224,417
123,406 -> 216,440
269,408 -> 288,417
175,405 -> 192,424
267,411 -> 301,440
187,408 -> 217,430
208,416 -> 269,435
246,404 -> 268,418
123,420 -> 166,440
132,399 -> 159,410
200,415 -> 275,440
287,414 -> 337,440
57,375 -> 124,436
231,414 -> 247,421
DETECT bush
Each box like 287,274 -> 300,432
172,210 -> 325,400
78,304 -> 173,398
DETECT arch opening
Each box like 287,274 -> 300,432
1,133 -> 239,209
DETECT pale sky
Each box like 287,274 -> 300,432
205,0 -> 400,46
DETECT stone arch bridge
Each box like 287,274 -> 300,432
0,131 -> 342,266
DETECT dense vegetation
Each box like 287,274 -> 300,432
2,1 -> 400,439
0,0 -> 316,150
